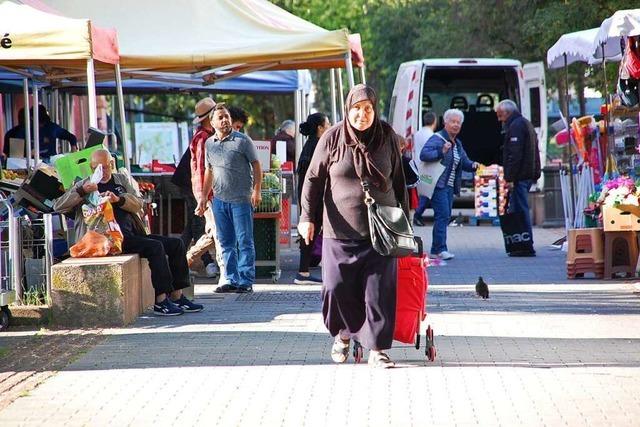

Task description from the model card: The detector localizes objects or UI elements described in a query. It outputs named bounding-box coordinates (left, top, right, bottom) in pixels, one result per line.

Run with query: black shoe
left=413, top=217, right=425, bottom=227
left=171, top=295, right=204, bottom=313
left=236, top=286, right=253, bottom=293
left=215, top=284, right=239, bottom=293
left=153, top=298, right=184, bottom=316
left=508, top=250, right=536, bottom=257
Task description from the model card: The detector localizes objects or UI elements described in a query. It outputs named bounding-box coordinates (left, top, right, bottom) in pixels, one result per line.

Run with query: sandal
left=368, top=351, right=395, bottom=369
left=331, top=337, right=350, bottom=363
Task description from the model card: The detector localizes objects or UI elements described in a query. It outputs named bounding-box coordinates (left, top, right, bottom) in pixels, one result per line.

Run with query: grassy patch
left=0, top=347, right=8, bottom=358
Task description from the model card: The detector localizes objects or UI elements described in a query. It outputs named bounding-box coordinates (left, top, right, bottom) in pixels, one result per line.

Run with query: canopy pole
left=32, top=85, right=40, bottom=166
left=360, top=65, right=367, bottom=85
left=86, top=59, right=98, bottom=127
left=601, top=43, right=612, bottom=157
left=22, top=78, right=32, bottom=170
left=294, top=89, right=303, bottom=166
left=115, top=64, right=132, bottom=173
left=337, top=69, right=345, bottom=118
left=345, top=54, right=355, bottom=89
left=564, top=53, right=576, bottom=224
left=330, top=69, right=338, bottom=124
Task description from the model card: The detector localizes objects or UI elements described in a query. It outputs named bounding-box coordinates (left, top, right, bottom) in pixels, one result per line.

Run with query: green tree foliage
left=274, top=0, right=636, bottom=115
left=136, top=0, right=635, bottom=138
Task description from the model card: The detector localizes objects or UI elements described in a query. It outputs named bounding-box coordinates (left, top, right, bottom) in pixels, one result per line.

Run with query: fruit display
left=1, top=169, right=27, bottom=184
left=256, top=169, right=283, bottom=213
left=270, top=154, right=281, bottom=170
left=262, top=172, right=281, bottom=191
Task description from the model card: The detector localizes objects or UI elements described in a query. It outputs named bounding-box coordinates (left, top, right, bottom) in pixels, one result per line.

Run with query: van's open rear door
left=389, top=63, right=423, bottom=152
left=523, top=62, right=547, bottom=178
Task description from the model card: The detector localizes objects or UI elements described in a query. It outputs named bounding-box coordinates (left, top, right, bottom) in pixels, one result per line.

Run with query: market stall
left=0, top=0, right=126, bottom=309
left=0, top=0, right=127, bottom=168
left=546, top=9, right=640, bottom=280
left=39, top=0, right=364, bottom=162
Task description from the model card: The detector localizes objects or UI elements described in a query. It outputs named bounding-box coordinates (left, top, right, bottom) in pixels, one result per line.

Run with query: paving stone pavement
left=1, top=226, right=640, bottom=426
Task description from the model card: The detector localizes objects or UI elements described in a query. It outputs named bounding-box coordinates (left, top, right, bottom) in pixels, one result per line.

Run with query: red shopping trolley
left=352, top=237, right=436, bottom=363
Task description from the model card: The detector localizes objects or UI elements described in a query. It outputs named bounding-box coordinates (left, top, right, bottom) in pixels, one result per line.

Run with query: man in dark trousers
left=495, top=99, right=541, bottom=257
left=54, top=149, right=204, bottom=316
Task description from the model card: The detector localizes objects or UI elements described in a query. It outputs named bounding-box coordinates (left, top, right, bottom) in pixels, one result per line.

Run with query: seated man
left=54, top=149, right=203, bottom=316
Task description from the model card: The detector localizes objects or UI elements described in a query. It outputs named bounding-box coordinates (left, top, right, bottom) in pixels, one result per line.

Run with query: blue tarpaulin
left=0, top=69, right=312, bottom=94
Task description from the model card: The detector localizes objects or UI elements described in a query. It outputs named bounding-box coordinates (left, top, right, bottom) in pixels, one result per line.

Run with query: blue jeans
left=415, top=196, right=430, bottom=218
left=430, top=186, right=454, bottom=255
left=213, top=198, right=255, bottom=287
left=508, top=180, right=534, bottom=246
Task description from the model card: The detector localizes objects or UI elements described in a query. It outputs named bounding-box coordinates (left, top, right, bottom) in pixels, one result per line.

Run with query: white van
left=389, top=58, right=547, bottom=198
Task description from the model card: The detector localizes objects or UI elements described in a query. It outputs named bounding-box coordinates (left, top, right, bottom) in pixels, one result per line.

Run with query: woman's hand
left=442, top=141, right=452, bottom=153
left=298, top=221, right=315, bottom=245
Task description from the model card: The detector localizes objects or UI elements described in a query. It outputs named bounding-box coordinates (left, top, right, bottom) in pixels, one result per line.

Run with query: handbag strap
left=360, top=180, right=375, bottom=207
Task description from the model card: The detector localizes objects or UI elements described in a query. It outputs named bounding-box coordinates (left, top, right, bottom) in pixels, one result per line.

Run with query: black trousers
left=181, top=193, right=213, bottom=266
left=321, top=238, right=397, bottom=350
left=122, top=234, right=190, bottom=297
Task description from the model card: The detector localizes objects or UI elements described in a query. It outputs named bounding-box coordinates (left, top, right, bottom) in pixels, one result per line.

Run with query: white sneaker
left=205, top=263, right=220, bottom=278
left=438, top=251, right=455, bottom=260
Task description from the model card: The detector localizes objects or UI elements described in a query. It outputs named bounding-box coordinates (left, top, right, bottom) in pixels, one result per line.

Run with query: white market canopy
left=594, top=8, right=640, bottom=59
left=39, top=0, right=362, bottom=82
left=547, top=29, right=606, bottom=69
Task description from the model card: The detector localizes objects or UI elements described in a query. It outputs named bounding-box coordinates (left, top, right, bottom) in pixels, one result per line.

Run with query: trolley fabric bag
left=393, top=237, right=428, bottom=344
left=498, top=206, right=534, bottom=254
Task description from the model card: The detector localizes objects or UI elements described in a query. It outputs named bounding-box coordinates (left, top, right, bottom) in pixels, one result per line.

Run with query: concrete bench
left=51, top=254, right=155, bottom=327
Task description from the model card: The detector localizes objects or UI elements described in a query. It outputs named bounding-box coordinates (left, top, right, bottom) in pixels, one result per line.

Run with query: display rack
left=469, top=165, right=507, bottom=226
left=254, top=169, right=283, bottom=282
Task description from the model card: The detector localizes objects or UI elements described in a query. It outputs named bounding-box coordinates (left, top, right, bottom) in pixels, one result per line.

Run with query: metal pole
left=359, top=65, right=367, bottom=85
left=337, top=69, right=345, bottom=119
left=32, top=85, right=40, bottom=165
left=345, top=53, right=355, bottom=89
left=601, top=43, right=611, bottom=156
left=86, top=58, right=98, bottom=127
left=22, top=78, right=32, bottom=169
left=43, top=213, right=53, bottom=301
left=294, top=89, right=303, bottom=166
left=329, top=69, right=338, bottom=124
left=564, top=54, right=576, bottom=224
left=115, top=64, right=132, bottom=173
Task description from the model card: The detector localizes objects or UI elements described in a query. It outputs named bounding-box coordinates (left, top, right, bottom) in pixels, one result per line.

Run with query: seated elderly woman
left=53, top=149, right=203, bottom=316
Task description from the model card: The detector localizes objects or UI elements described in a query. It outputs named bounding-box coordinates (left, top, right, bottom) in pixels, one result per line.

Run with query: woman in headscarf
left=298, top=84, right=408, bottom=368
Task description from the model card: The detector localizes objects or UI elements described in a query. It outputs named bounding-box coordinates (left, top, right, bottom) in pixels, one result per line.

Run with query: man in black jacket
left=496, top=100, right=541, bottom=257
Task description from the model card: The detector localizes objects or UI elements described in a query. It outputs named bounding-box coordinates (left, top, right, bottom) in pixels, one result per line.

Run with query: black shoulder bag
left=360, top=180, right=416, bottom=257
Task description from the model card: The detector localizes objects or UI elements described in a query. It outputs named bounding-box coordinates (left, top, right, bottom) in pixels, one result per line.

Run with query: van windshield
left=421, top=66, right=520, bottom=166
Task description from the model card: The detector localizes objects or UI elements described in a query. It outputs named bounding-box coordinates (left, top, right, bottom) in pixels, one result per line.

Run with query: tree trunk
left=557, top=74, right=567, bottom=119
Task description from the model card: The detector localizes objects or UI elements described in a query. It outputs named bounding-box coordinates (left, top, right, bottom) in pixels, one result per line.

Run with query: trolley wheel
left=353, top=341, right=363, bottom=364
left=272, top=270, right=281, bottom=283
left=425, top=325, right=436, bottom=362
left=0, top=306, right=10, bottom=332
left=427, top=346, right=436, bottom=362
left=415, top=331, right=421, bottom=350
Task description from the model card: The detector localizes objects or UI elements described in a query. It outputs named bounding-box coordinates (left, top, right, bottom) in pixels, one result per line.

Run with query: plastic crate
left=254, top=217, right=278, bottom=278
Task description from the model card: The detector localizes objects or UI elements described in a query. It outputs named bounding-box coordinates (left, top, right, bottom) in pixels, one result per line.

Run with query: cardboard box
left=602, top=204, right=640, bottom=231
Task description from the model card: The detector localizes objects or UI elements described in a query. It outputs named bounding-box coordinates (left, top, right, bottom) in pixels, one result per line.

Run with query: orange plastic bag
left=70, top=197, right=124, bottom=257
left=70, top=230, right=111, bottom=257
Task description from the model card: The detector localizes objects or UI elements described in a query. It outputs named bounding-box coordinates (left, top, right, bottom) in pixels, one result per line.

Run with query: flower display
left=596, top=176, right=640, bottom=207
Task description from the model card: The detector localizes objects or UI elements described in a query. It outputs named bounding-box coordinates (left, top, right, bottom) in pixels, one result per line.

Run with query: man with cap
left=185, top=98, right=227, bottom=282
